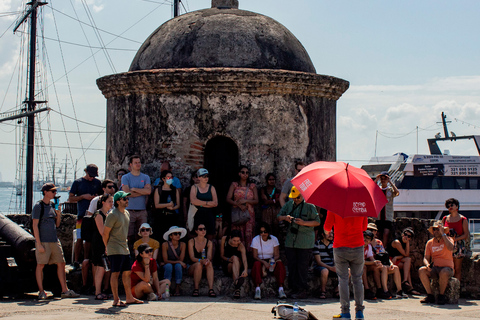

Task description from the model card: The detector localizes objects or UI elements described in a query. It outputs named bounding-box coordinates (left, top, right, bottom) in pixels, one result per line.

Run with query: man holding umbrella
left=291, top=161, right=388, bottom=319
left=277, top=186, right=320, bottom=299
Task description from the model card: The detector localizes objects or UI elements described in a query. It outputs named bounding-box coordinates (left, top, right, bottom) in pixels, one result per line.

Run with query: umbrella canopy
left=291, top=161, right=388, bottom=218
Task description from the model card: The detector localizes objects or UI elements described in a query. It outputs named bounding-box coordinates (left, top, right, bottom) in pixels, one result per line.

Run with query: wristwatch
left=442, top=233, right=447, bottom=237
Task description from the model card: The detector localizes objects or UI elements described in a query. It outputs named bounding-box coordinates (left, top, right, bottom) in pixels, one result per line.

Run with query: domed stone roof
left=129, top=5, right=316, bottom=73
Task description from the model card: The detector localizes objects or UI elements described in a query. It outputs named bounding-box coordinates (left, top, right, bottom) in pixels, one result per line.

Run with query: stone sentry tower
left=97, top=0, right=349, bottom=204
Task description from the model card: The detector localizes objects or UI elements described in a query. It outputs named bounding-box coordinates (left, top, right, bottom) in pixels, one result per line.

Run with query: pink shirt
left=324, top=211, right=368, bottom=248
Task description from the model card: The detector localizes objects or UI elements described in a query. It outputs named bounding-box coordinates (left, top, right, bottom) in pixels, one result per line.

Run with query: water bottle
left=101, top=254, right=110, bottom=272
left=201, top=249, right=206, bottom=260
left=292, top=302, right=299, bottom=320
left=165, top=284, right=170, bottom=300
left=269, top=258, right=275, bottom=272
left=54, top=196, right=60, bottom=210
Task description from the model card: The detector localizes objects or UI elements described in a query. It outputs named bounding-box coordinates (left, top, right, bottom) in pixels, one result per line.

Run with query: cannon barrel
left=0, top=213, right=36, bottom=265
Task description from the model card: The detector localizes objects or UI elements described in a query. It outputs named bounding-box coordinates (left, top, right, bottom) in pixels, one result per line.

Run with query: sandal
left=234, top=277, right=245, bottom=289
left=233, top=289, right=241, bottom=299
left=319, top=291, right=327, bottom=299
left=192, top=289, right=199, bottom=297
left=208, top=289, right=216, bottom=297
left=402, top=281, right=420, bottom=295
left=95, top=293, right=108, bottom=300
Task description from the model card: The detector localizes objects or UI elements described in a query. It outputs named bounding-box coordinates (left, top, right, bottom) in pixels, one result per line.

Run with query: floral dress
left=231, top=182, right=256, bottom=251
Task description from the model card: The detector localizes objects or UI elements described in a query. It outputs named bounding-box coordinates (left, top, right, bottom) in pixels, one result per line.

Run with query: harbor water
left=0, top=186, right=70, bottom=214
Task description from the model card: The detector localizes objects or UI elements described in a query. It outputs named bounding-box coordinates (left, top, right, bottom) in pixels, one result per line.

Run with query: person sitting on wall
left=220, top=229, right=249, bottom=299
left=418, top=221, right=454, bottom=305
left=362, top=230, right=383, bottom=300
left=134, top=223, right=161, bottom=262
left=161, top=226, right=187, bottom=296
left=313, top=229, right=337, bottom=299
left=131, top=243, right=170, bottom=301
left=387, top=226, right=420, bottom=295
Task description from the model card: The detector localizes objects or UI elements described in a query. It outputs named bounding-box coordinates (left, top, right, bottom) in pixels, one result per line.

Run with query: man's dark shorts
left=108, top=254, right=132, bottom=273
left=376, top=220, right=393, bottom=233
left=430, top=266, right=454, bottom=279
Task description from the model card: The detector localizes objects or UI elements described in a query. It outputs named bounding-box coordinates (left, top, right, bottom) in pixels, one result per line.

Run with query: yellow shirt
left=133, top=238, right=160, bottom=252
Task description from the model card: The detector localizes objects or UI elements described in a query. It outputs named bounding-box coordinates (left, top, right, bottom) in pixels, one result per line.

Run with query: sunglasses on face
left=49, top=190, right=57, bottom=193
left=403, top=233, right=412, bottom=238
left=121, top=197, right=129, bottom=201
left=106, top=185, right=115, bottom=189
left=260, top=230, right=268, bottom=234
left=197, top=227, right=206, bottom=231
left=240, top=171, right=249, bottom=174
left=200, top=175, right=209, bottom=178
left=141, top=228, right=151, bottom=232
left=446, top=204, right=455, bottom=208
left=432, top=227, right=439, bottom=231
left=216, top=215, right=223, bottom=218
left=143, top=249, right=153, bottom=254
left=172, top=232, right=181, bottom=236
left=295, top=195, right=302, bottom=200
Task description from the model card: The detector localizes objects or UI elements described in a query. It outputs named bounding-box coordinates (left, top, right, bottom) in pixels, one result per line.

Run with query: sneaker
left=38, top=291, right=48, bottom=300
left=364, top=289, right=377, bottom=300
left=377, top=290, right=392, bottom=300
left=437, top=294, right=447, bottom=305
left=61, top=289, right=80, bottom=299
left=147, top=292, right=158, bottom=301
left=395, top=290, right=408, bottom=299
left=254, top=287, right=261, bottom=300
left=420, top=294, right=435, bottom=304
left=333, top=313, right=351, bottom=319
left=278, top=287, right=287, bottom=299
left=355, top=310, right=364, bottom=320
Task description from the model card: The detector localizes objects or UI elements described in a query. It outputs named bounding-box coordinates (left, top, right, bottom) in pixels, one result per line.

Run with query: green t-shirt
left=104, top=207, right=130, bottom=256
left=278, top=200, right=319, bottom=249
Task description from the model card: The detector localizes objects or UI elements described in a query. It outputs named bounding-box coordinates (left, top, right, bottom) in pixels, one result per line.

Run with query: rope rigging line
left=0, top=141, right=105, bottom=151
left=0, top=120, right=105, bottom=133
left=453, top=118, right=480, bottom=130
left=49, top=109, right=105, bottom=128
left=49, top=6, right=88, bottom=166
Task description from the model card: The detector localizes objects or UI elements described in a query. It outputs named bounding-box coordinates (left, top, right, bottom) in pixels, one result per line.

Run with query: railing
left=469, top=218, right=480, bottom=252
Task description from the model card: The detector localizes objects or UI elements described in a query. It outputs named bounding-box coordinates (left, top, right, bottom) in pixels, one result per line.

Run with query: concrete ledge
left=431, top=277, right=460, bottom=304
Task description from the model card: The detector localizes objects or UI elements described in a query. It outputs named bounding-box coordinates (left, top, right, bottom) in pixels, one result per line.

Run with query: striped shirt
left=313, top=239, right=334, bottom=266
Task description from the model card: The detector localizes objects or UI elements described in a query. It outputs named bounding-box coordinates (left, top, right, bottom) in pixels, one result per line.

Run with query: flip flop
left=126, top=299, right=144, bottom=305
left=112, top=301, right=127, bottom=307
left=95, top=293, right=108, bottom=300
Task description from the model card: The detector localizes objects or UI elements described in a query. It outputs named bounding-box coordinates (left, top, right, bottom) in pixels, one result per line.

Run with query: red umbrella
left=291, top=161, right=387, bottom=218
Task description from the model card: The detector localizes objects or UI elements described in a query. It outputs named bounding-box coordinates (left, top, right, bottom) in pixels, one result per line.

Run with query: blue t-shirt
left=70, top=177, right=102, bottom=218
left=121, top=172, right=151, bottom=210
left=32, top=201, right=58, bottom=242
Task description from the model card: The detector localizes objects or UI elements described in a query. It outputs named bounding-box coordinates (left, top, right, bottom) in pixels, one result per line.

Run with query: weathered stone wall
left=97, top=68, right=347, bottom=186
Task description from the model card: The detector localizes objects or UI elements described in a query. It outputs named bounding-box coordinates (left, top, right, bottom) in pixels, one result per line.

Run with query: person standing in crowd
left=442, top=198, right=469, bottom=281
left=279, top=161, right=306, bottom=207
left=259, top=173, right=281, bottom=237
left=313, top=229, right=337, bottom=299
left=80, top=178, right=116, bottom=294
left=250, top=222, right=286, bottom=300
left=277, top=186, right=320, bottom=299
left=121, top=155, right=151, bottom=255
left=220, top=230, right=249, bottom=299
left=69, top=164, right=102, bottom=271
left=190, top=168, right=218, bottom=240
left=226, top=165, right=258, bottom=250
left=162, top=226, right=187, bottom=296
left=188, top=223, right=216, bottom=297
left=183, top=170, right=199, bottom=226
left=134, top=223, right=161, bottom=261
left=116, top=168, right=128, bottom=190
left=324, top=210, right=367, bottom=320
left=91, top=193, right=113, bottom=300
left=160, top=161, right=182, bottom=189
left=374, top=171, right=399, bottom=246
left=33, top=183, right=79, bottom=300
left=419, top=221, right=454, bottom=305
left=388, top=227, right=420, bottom=295
left=153, top=170, right=181, bottom=237
left=131, top=243, right=170, bottom=301
left=103, top=191, right=143, bottom=307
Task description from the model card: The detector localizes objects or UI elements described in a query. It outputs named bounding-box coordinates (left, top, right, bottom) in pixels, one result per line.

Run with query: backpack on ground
left=271, top=303, right=318, bottom=320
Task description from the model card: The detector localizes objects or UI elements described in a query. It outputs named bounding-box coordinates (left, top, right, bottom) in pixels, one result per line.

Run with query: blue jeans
left=333, top=246, right=365, bottom=314
left=164, top=263, right=183, bottom=284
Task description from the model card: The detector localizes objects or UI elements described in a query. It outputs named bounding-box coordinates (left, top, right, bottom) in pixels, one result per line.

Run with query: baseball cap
left=41, top=183, right=58, bottom=192
left=113, top=191, right=131, bottom=202
left=289, top=186, right=301, bottom=198
left=85, top=164, right=99, bottom=177
left=197, top=168, right=209, bottom=177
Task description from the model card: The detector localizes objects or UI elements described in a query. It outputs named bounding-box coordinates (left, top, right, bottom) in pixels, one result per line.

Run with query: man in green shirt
left=278, top=186, right=320, bottom=299
left=103, top=191, right=143, bottom=307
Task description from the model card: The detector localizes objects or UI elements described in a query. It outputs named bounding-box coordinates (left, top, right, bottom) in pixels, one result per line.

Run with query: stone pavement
left=0, top=294, right=479, bottom=320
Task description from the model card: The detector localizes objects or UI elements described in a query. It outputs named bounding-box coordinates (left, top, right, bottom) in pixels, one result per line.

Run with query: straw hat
left=163, top=226, right=187, bottom=241
left=428, top=220, right=450, bottom=235
left=367, top=223, right=378, bottom=231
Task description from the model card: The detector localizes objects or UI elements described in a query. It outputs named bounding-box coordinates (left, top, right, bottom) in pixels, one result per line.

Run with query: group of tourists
left=31, top=158, right=470, bottom=319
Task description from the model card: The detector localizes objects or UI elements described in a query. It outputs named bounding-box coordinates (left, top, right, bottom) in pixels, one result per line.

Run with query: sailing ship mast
left=0, top=1, right=50, bottom=214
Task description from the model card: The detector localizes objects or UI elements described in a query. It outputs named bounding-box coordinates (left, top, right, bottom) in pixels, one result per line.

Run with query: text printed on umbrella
left=352, top=202, right=367, bottom=213
left=299, top=179, right=313, bottom=191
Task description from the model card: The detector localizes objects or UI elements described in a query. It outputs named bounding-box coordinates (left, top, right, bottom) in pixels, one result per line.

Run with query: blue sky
left=1, top=0, right=480, bottom=183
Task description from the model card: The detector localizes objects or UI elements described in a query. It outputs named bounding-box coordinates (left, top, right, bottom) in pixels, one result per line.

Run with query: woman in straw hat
left=161, top=226, right=187, bottom=296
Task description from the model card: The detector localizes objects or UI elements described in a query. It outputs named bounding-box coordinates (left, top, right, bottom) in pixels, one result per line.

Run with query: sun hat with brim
left=163, top=226, right=187, bottom=241
left=137, top=243, right=153, bottom=255
left=428, top=221, right=450, bottom=235
left=367, top=223, right=378, bottom=231
left=113, top=191, right=131, bottom=203
left=138, top=223, right=153, bottom=236
left=289, top=186, right=301, bottom=198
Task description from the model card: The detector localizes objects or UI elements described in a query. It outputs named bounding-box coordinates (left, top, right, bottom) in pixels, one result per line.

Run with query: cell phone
left=54, top=196, right=60, bottom=210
